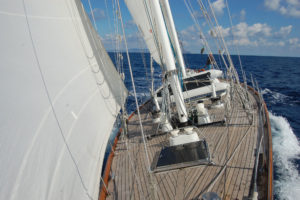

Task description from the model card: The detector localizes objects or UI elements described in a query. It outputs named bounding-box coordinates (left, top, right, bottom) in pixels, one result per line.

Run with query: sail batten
left=0, top=0, right=127, bottom=199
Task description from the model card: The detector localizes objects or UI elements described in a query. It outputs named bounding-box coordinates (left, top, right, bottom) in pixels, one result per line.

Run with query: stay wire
left=116, top=0, right=152, bottom=172
left=225, top=0, right=245, bottom=81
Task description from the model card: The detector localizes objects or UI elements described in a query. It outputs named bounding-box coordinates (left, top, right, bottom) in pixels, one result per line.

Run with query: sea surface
left=109, top=52, right=300, bottom=200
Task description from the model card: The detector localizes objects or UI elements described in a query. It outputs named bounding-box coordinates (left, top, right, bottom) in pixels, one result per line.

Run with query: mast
left=160, top=0, right=187, bottom=77
left=151, top=0, right=188, bottom=123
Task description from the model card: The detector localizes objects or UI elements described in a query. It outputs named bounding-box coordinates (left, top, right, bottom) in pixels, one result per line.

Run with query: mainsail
left=0, top=0, right=127, bottom=199
left=125, top=0, right=163, bottom=66
left=125, top=0, right=186, bottom=77
left=126, top=0, right=188, bottom=123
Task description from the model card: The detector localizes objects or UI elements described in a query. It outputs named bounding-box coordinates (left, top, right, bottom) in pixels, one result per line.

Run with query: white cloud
left=278, top=41, right=285, bottom=46
left=279, top=6, right=288, bottom=14
left=232, top=22, right=248, bottom=38
left=89, top=8, right=105, bottom=20
left=205, top=22, right=296, bottom=48
left=240, top=9, right=246, bottom=21
left=230, top=22, right=272, bottom=38
left=180, top=25, right=200, bottom=41
left=289, top=6, right=300, bottom=16
left=212, top=0, right=225, bottom=15
left=179, top=25, right=204, bottom=50
left=265, top=0, right=281, bottom=10
left=265, top=0, right=300, bottom=17
left=287, top=0, right=300, bottom=6
left=219, top=26, right=230, bottom=37
left=125, top=20, right=136, bottom=29
left=209, top=26, right=230, bottom=38
left=100, top=31, right=148, bottom=51
left=231, top=37, right=256, bottom=46
left=247, top=23, right=272, bottom=37
left=274, top=25, right=293, bottom=38
left=289, top=37, right=299, bottom=44
left=192, top=11, right=204, bottom=19
left=288, top=38, right=300, bottom=47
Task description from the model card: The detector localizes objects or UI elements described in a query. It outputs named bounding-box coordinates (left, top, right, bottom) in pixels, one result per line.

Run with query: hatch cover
left=152, top=140, right=210, bottom=172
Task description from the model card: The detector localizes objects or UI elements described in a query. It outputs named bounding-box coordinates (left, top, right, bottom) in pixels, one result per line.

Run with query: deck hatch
left=153, top=140, right=210, bottom=172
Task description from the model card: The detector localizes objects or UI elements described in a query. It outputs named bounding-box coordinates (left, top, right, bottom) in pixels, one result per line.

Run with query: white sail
left=126, top=0, right=188, bottom=123
left=125, top=0, right=163, bottom=65
left=0, top=0, right=127, bottom=199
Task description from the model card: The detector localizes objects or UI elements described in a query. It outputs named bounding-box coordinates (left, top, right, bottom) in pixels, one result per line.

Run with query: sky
left=82, top=0, right=300, bottom=57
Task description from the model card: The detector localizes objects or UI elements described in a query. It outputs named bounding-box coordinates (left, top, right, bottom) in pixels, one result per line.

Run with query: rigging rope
left=225, top=0, right=244, bottom=81
left=184, top=0, right=218, bottom=69
left=116, top=0, right=152, bottom=172
left=87, top=0, right=97, bottom=31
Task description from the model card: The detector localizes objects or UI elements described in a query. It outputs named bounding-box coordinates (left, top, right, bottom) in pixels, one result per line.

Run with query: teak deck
left=105, top=88, right=267, bottom=200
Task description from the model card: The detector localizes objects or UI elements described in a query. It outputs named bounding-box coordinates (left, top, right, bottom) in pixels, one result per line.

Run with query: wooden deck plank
left=222, top=111, right=249, bottom=198
left=174, top=169, right=185, bottom=200
left=236, top=116, right=256, bottom=199
left=209, top=108, right=244, bottom=197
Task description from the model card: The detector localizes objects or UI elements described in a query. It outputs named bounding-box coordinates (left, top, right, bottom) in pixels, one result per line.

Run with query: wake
left=270, top=113, right=300, bottom=200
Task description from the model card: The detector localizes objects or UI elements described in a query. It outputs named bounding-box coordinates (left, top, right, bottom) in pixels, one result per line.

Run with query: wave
left=270, top=113, right=300, bottom=200
left=261, top=88, right=289, bottom=104
left=129, top=92, right=151, bottom=99
left=261, top=88, right=300, bottom=106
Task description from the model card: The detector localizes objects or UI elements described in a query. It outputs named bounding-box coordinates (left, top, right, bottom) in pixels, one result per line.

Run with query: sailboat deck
left=106, top=89, right=260, bottom=200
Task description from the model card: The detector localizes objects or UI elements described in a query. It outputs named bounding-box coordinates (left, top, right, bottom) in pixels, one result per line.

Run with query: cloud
left=212, top=0, right=225, bottom=15
left=247, top=23, right=272, bottom=37
left=205, top=22, right=297, bottom=48
left=179, top=25, right=203, bottom=50
left=265, top=0, right=281, bottom=10
left=100, top=31, right=148, bottom=51
left=289, top=37, right=299, bottom=44
left=209, top=26, right=230, bottom=38
left=231, top=37, right=255, bottom=46
left=278, top=41, right=285, bottom=46
left=192, top=11, right=204, bottom=19
left=89, top=8, right=105, bottom=20
left=230, top=22, right=272, bottom=39
left=274, top=25, right=293, bottom=38
left=240, top=9, right=246, bottom=21
left=180, top=25, right=201, bottom=41
left=125, top=20, right=136, bottom=29
left=288, top=37, right=300, bottom=47
left=264, top=0, right=300, bottom=17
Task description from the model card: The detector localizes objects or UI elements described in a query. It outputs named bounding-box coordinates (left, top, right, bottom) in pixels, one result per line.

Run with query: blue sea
left=109, top=53, right=300, bottom=200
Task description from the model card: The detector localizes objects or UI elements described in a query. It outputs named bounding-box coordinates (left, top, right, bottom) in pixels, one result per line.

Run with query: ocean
left=109, top=52, right=300, bottom=200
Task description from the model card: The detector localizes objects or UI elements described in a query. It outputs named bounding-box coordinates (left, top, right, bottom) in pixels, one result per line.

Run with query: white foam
left=261, top=88, right=289, bottom=104
left=128, top=90, right=150, bottom=99
left=270, top=113, right=300, bottom=199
